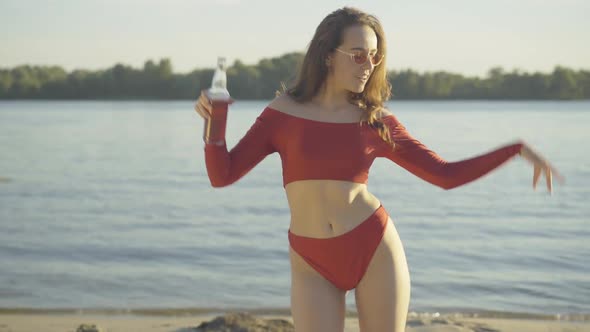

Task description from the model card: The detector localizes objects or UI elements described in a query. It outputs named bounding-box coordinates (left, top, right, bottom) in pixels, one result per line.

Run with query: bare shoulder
left=376, top=106, right=394, bottom=119
left=267, top=93, right=296, bottom=111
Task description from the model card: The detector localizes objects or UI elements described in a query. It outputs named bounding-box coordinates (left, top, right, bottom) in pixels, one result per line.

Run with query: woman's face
left=328, top=24, right=380, bottom=93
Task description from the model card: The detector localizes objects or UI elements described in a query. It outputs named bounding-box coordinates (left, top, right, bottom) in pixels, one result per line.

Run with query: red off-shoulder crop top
left=204, top=107, right=523, bottom=189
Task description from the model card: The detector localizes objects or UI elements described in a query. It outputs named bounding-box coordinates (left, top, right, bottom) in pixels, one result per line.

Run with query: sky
left=1, top=0, right=589, bottom=77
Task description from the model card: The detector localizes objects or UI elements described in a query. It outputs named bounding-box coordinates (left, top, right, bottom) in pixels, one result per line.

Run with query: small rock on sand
left=76, top=324, right=102, bottom=332
left=194, top=312, right=294, bottom=332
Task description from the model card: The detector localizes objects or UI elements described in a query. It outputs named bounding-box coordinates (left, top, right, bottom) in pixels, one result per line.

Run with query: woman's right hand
left=194, top=90, right=213, bottom=121
left=194, top=90, right=235, bottom=121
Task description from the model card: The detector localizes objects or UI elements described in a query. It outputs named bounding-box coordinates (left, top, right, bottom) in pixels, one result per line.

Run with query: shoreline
left=1, top=312, right=589, bottom=332
left=0, top=307, right=588, bottom=322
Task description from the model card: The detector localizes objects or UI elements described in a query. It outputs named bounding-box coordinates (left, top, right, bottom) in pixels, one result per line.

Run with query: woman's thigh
left=289, top=246, right=347, bottom=332
left=354, top=218, right=411, bottom=332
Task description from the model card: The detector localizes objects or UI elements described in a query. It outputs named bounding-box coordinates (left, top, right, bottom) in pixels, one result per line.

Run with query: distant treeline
left=1, top=52, right=588, bottom=100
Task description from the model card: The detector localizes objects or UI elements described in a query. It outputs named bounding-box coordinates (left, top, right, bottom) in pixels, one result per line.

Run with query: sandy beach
left=1, top=312, right=589, bottom=332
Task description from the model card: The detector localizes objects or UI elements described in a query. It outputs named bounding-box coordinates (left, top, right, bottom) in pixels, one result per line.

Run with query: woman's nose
left=362, top=59, right=375, bottom=70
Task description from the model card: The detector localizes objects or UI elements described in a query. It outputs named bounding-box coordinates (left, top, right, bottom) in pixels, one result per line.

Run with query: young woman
left=194, top=7, right=564, bottom=332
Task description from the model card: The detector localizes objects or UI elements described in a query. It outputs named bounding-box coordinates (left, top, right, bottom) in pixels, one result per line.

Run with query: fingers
left=548, top=163, right=566, bottom=185
left=545, top=167, right=553, bottom=194
left=541, top=161, right=565, bottom=194
left=195, top=90, right=234, bottom=119
left=533, top=165, right=541, bottom=191
left=194, top=101, right=210, bottom=120
left=199, top=96, right=212, bottom=116
left=522, top=145, right=565, bottom=193
left=194, top=90, right=213, bottom=120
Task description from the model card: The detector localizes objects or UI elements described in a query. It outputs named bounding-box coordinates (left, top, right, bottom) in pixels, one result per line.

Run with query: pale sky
left=1, top=0, right=588, bottom=76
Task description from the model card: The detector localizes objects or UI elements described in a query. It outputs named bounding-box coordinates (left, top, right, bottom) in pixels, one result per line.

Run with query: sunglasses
left=334, top=48, right=384, bottom=66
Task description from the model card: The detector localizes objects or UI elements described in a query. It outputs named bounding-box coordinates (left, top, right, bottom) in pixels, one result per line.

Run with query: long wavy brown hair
left=278, top=7, right=395, bottom=148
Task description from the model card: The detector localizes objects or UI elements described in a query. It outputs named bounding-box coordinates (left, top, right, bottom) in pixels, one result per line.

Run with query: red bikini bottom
left=287, top=205, right=389, bottom=291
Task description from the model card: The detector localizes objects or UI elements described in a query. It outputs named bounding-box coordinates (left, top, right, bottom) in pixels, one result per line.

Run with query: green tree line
left=1, top=53, right=588, bottom=100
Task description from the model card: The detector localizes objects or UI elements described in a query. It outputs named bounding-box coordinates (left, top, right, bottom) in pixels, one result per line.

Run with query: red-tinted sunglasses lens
left=353, top=54, right=368, bottom=64
left=353, top=53, right=383, bottom=65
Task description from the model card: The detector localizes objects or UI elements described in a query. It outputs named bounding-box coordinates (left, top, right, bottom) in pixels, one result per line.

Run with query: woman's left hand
left=519, top=142, right=565, bottom=194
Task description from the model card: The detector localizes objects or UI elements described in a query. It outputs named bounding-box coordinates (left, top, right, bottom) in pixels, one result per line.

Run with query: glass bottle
left=203, top=57, right=231, bottom=145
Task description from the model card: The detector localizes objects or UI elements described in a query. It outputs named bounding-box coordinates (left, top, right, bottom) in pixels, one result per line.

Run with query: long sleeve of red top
left=381, top=114, right=523, bottom=190
left=203, top=110, right=523, bottom=190
left=204, top=114, right=275, bottom=188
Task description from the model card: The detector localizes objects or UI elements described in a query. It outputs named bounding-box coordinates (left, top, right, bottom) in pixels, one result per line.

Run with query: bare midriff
left=268, top=95, right=385, bottom=238
left=285, top=179, right=382, bottom=238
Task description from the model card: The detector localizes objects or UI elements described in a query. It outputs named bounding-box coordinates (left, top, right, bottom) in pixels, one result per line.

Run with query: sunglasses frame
left=334, top=48, right=384, bottom=66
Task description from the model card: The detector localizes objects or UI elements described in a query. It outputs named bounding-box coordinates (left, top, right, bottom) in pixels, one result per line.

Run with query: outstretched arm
left=380, top=113, right=524, bottom=190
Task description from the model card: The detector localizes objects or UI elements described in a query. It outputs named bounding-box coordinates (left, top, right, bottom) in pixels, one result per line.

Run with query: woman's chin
left=352, top=85, right=366, bottom=93
left=346, top=83, right=367, bottom=94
